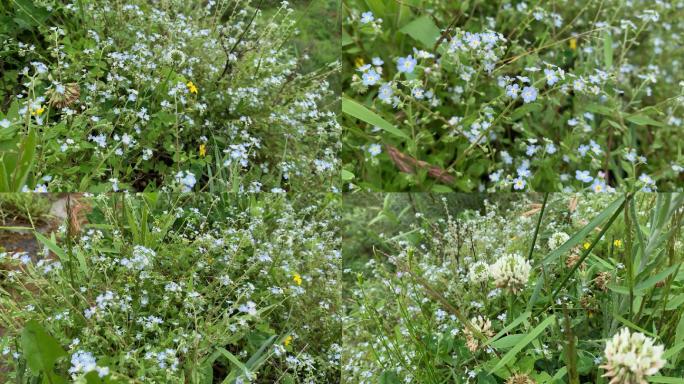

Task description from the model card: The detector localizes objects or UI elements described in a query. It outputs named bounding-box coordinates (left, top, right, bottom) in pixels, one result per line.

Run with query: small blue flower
left=505, top=84, right=520, bottom=99
left=378, top=83, right=393, bottom=103
left=360, top=11, right=374, bottom=24
left=362, top=69, right=380, bottom=86
left=397, top=55, right=417, bottom=74
left=513, top=177, right=526, bottom=190
left=521, top=86, right=538, bottom=103
left=368, top=143, right=382, bottom=157
left=575, top=170, right=593, bottom=183
left=578, top=144, right=590, bottom=157
left=372, top=57, right=384, bottom=66
left=591, top=179, right=607, bottom=193
left=546, top=143, right=557, bottom=154
left=489, top=170, right=503, bottom=182
left=544, top=68, right=559, bottom=86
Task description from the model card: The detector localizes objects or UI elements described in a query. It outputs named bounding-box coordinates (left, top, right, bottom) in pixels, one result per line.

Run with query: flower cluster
left=489, top=253, right=532, bottom=293
left=0, top=193, right=342, bottom=383
left=602, top=328, right=666, bottom=384
left=0, top=0, right=339, bottom=192
left=342, top=1, right=684, bottom=192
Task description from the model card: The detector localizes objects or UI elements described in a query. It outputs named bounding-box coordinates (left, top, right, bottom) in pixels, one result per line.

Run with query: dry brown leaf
left=385, top=145, right=454, bottom=184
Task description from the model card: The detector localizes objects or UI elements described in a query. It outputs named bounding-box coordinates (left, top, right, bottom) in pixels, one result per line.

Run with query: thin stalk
left=528, top=193, right=549, bottom=261
left=624, top=197, right=634, bottom=317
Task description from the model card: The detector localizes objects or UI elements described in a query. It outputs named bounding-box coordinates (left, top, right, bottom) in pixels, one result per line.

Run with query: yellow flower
left=199, top=143, right=207, bottom=157
left=569, top=38, right=577, bottom=50
left=293, top=273, right=302, bottom=286
left=583, top=242, right=591, bottom=250
left=186, top=81, right=198, bottom=94
left=613, top=239, right=622, bottom=247
left=283, top=335, right=293, bottom=347
left=32, top=107, right=45, bottom=116
left=354, top=57, right=365, bottom=68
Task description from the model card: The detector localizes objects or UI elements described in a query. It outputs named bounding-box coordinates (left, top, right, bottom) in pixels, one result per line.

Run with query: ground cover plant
left=341, top=0, right=684, bottom=192
left=0, top=192, right=341, bottom=383
left=0, top=0, right=340, bottom=193
left=343, top=192, right=684, bottom=383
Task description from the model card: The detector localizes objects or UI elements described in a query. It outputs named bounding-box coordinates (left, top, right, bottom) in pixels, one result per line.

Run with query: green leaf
left=663, top=341, right=684, bottom=360
left=13, top=126, right=37, bottom=191
left=603, top=32, right=613, bottom=68
left=648, top=377, right=684, bottom=384
left=399, top=15, right=441, bottom=47
left=34, top=232, right=68, bottom=263
left=634, top=264, right=679, bottom=293
left=20, top=320, right=67, bottom=374
left=217, top=347, right=249, bottom=383
left=551, top=366, right=567, bottom=381
left=379, top=371, right=401, bottom=384
left=612, top=313, right=657, bottom=337
left=510, top=103, right=543, bottom=121
left=342, top=97, right=410, bottom=140
left=485, top=311, right=531, bottom=347
left=476, top=372, right=498, bottom=384
left=341, top=169, right=355, bottom=181
left=490, top=334, right=525, bottom=349
left=666, top=294, right=684, bottom=310
left=489, top=315, right=555, bottom=374
left=585, top=103, right=613, bottom=116
left=625, top=114, right=666, bottom=127
left=244, top=335, right=277, bottom=371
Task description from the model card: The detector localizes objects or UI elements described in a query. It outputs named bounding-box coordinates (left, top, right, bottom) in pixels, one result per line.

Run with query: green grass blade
left=647, top=377, right=684, bottom=384
left=489, top=315, right=555, bottom=374
left=484, top=311, right=531, bottom=347
left=342, top=97, right=411, bottom=140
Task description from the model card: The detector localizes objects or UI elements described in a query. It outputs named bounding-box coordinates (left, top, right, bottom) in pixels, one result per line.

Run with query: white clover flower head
left=489, top=253, right=531, bottom=293
left=464, top=315, right=494, bottom=352
left=601, top=328, right=666, bottom=384
left=548, top=231, right=570, bottom=250
left=468, top=260, right=490, bottom=284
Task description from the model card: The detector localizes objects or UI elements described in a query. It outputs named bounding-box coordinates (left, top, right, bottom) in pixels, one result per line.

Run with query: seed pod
left=48, top=82, right=80, bottom=108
